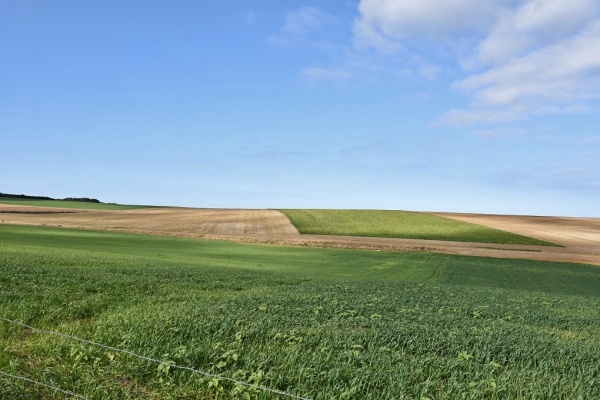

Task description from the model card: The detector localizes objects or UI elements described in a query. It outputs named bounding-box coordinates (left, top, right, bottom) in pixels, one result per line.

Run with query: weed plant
left=1, top=224, right=598, bottom=399
left=280, top=209, right=555, bottom=246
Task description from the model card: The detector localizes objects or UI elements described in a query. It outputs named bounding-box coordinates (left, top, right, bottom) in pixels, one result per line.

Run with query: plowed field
left=1, top=204, right=598, bottom=265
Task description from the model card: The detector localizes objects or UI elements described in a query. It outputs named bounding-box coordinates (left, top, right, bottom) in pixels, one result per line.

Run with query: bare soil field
left=0, top=205, right=298, bottom=236
left=1, top=204, right=598, bottom=265
left=430, top=212, right=600, bottom=249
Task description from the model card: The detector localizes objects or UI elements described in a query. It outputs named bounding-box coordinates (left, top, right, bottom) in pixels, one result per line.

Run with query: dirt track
left=1, top=204, right=598, bottom=266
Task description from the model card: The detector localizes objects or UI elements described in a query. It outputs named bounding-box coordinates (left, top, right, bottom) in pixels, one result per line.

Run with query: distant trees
left=0, top=193, right=101, bottom=203
left=63, top=197, right=100, bottom=203
left=0, top=193, right=53, bottom=200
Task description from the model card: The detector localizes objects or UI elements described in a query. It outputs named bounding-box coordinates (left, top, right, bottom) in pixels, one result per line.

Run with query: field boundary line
left=1, top=317, right=310, bottom=400
left=0, top=369, right=89, bottom=399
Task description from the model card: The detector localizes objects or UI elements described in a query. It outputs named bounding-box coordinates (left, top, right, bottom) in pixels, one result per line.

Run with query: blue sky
left=1, top=0, right=599, bottom=216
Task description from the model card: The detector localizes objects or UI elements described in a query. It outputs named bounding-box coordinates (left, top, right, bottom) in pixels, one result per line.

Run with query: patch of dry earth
left=430, top=212, right=600, bottom=256
left=0, top=205, right=299, bottom=236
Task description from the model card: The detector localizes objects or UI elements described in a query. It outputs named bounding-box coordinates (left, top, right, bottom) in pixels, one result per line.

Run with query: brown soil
left=1, top=204, right=598, bottom=266
left=0, top=205, right=299, bottom=236
left=429, top=212, right=600, bottom=250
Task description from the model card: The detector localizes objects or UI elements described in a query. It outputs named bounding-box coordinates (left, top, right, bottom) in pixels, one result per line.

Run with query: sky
left=1, top=0, right=599, bottom=217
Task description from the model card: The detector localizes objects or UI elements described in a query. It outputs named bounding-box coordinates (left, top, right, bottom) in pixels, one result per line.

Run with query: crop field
left=0, top=198, right=150, bottom=210
left=1, top=224, right=599, bottom=399
left=280, top=209, right=555, bottom=246
left=1, top=205, right=598, bottom=265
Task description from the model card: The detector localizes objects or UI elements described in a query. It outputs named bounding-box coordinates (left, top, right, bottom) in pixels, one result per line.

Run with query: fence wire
left=1, top=317, right=310, bottom=400
left=0, top=369, right=89, bottom=399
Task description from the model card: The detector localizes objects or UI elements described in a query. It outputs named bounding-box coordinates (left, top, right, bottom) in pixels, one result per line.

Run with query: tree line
left=0, top=193, right=101, bottom=203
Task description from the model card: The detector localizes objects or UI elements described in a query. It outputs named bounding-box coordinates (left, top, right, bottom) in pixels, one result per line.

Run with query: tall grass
left=280, top=209, right=556, bottom=246
left=1, top=224, right=598, bottom=399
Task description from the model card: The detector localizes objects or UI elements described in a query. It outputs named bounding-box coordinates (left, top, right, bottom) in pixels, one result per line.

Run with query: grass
left=1, top=224, right=599, bottom=399
left=280, top=209, right=556, bottom=246
left=0, top=198, right=152, bottom=210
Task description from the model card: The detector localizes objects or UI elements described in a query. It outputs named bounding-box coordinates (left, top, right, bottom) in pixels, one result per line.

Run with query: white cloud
left=354, top=0, right=503, bottom=52
left=283, top=7, right=324, bottom=35
left=299, top=55, right=418, bottom=83
left=267, top=7, right=327, bottom=46
left=354, top=0, right=600, bottom=123
left=447, top=22, right=600, bottom=123
left=474, top=0, right=599, bottom=66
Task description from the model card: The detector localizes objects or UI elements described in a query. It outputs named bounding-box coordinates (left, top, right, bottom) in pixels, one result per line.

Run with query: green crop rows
left=280, top=209, right=556, bottom=246
left=0, top=198, right=151, bottom=210
left=1, top=224, right=598, bottom=399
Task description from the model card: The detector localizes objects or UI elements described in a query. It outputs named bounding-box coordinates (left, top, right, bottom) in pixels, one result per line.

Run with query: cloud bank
left=355, top=0, right=600, bottom=123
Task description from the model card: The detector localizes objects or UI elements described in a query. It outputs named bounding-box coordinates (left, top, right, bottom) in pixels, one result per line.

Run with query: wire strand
left=0, top=369, right=89, bottom=399
left=1, top=317, right=310, bottom=400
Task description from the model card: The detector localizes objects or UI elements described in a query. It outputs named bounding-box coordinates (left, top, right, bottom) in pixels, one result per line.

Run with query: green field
left=1, top=224, right=598, bottom=399
left=0, top=198, right=152, bottom=210
left=280, top=209, right=555, bottom=246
